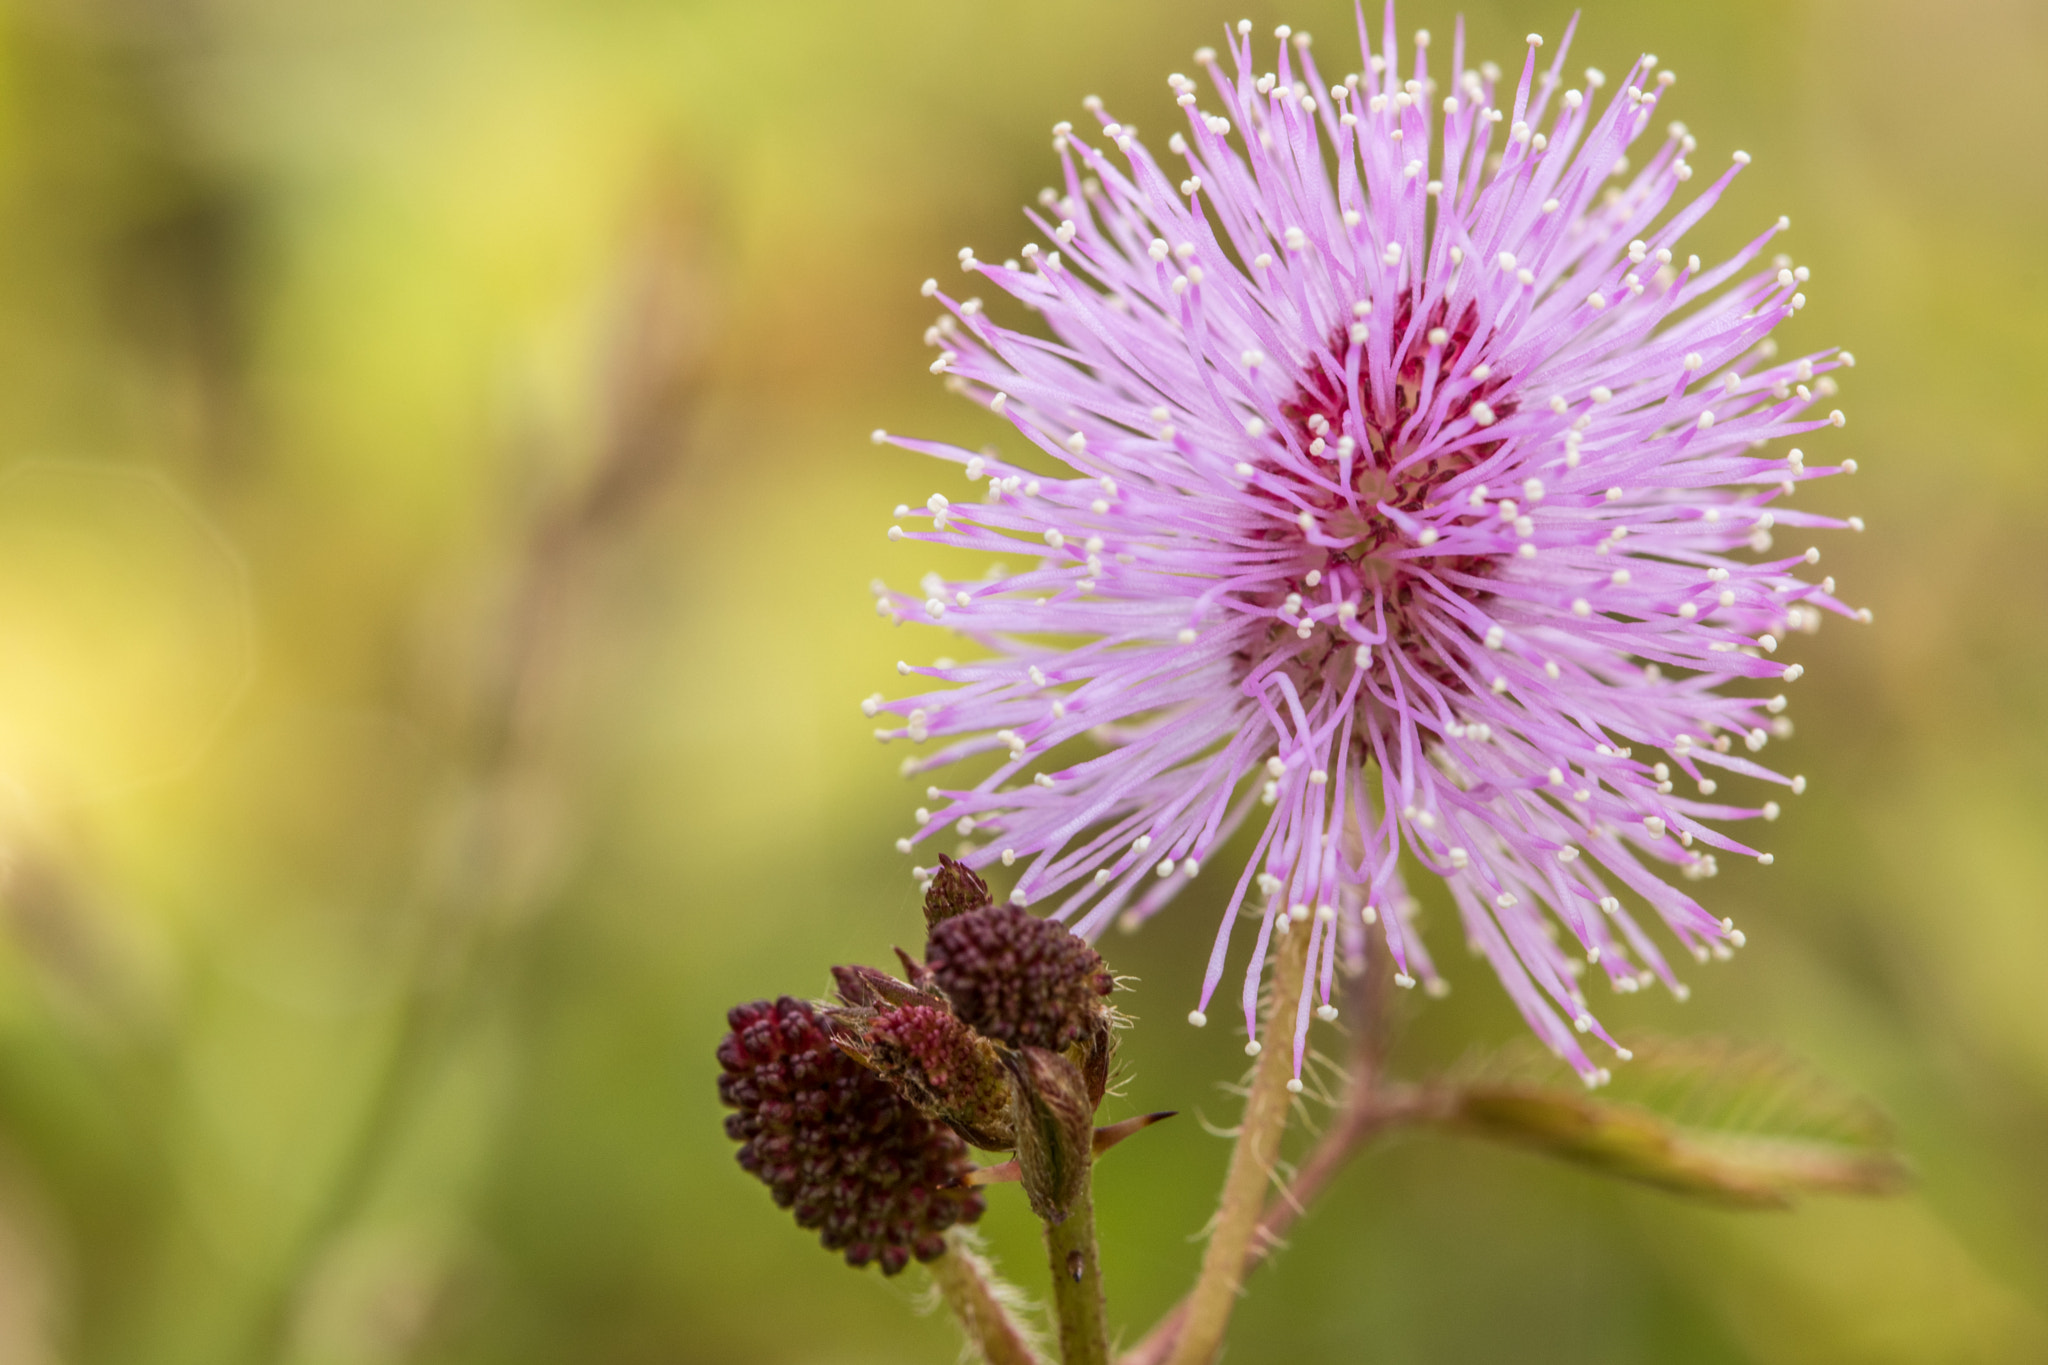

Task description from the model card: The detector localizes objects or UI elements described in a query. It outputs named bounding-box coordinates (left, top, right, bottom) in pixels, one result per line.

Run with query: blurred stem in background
left=228, top=186, right=719, bottom=1365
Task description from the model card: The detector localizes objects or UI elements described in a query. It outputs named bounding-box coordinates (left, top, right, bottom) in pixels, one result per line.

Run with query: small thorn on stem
left=956, top=1111, right=1177, bottom=1187
left=957, top=1159, right=1022, bottom=1188
left=1094, top=1110, right=1178, bottom=1155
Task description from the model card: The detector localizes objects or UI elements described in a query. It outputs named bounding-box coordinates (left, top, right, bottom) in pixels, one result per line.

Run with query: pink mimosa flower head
left=867, top=8, right=1861, bottom=1085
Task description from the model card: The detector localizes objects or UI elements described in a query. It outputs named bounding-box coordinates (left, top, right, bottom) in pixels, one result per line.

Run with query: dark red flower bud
left=830, top=963, right=933, bottom=1011
left=922, top=855, right=993, bottom=928
left=926, top=904, right=1115, bottom=1051
left=717, top=996, right=983, bottom=1272
left=863, top=1003, right=1017, bottom=1150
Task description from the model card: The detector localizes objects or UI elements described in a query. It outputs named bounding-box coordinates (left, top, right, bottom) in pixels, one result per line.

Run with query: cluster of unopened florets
left=718, top=862, right=1121, bottom=1265
left=870, top=1004, right=1013, bottom=1119
left=831, top=957, right=1022, bottom=1152
left=929, top=900, right=1117, bottom=1051
left=717, top=996, right=983, bottom=1273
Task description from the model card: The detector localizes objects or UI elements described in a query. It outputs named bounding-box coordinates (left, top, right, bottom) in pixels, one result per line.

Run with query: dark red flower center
left=1235, top=299, right=1514, bottom=699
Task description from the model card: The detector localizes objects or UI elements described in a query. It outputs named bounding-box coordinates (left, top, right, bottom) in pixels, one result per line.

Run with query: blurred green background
left=0, top=0, right=2041, bottom=1361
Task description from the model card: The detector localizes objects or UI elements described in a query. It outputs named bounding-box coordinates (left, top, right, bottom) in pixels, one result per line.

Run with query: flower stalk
left=1043, top=1181, right=1111, bottom=1365
left=1005, top=1042, right=1113, bottom=1364
left=928, top=1232, right=1044, bottom=1365
left=1166, top=916, right=1313, bottom=1365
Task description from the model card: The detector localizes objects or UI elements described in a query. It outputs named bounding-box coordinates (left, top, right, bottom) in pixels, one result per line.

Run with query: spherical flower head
left=870, top=13, right=1861, bottom=1083
left=927, top=904, right=1116, bottom=1052
left=717, top=996, right=984, bottom=1272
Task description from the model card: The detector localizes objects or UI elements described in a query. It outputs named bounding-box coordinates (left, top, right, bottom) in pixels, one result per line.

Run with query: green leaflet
left=1432, top=1037, right=1911, bottom=1208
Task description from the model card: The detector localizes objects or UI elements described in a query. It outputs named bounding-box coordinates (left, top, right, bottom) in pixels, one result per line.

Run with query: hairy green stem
left=1044, top=1181, right=1111, bottom=1365
left=1117, top=1096, right=1417, bottom=1365
left=1127, top=948, right=1399, bottom=1365
left=1164, top=915, right=1312, bottom=1365
left=929, top=1232, right=1043, bottom=1365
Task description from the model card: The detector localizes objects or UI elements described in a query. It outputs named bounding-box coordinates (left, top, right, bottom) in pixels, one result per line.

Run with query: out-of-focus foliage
left=0, top=0, right=2040, bottom=1362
